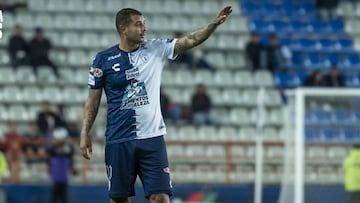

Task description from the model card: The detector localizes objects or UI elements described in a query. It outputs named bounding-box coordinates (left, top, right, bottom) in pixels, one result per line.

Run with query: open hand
left=214, top=6, right=232, bottom=25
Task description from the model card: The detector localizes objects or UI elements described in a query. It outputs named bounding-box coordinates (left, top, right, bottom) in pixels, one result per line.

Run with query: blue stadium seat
left=305, top=128, right=321, bottom=141
left=328, top=19, right=344, bottom=33
left=332, top=109, right=351, bottom=124
left=321, top=129, right=339, bottom=141
left=241, top=2, right=260, bottom=16
left=343, top=129, right=359, bottom=142
left=318, top=39, right=335, bottom=52
left=289, top=20, right=309, bottom=33
left=248, top=19, right=266, bottom=32
left=309, top=20, right=331, bottom=33
left=263, top=3, right=281, bottom=15
left=304, top=53, right=326, bottom=70
left=339, top=53, right=360, bottom=69
left=344, top=75, right=360, bottom=87
left=314, top=109, right=332, bottom=125
left=267, top=20, right=290, bottom=33
left=335, top=38, right=353, bottom=52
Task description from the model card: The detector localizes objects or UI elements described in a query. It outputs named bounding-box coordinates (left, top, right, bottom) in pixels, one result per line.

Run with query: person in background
left=303, top=70, right=325, bottom=87
left=47, top=129, right=76, bottom=203
left=8, top=24, right=29, bottom=68
left=264, top=33, right=292, bottom=72
left=343, top=144, right=360, bottom=203
left=191, top=84, right=215, bottom=126
left=323, top=66, right=345, bottom=87
left=2, top=122, right=22, bottom=183
left=0, top=149, right=9, bottom=183
left=36, top=101, right=66, bottom=138
left=245, top=32, right=264, bottom=72
left=160, top=89, right=182, bottom=123
left=29, top=27, right=60, bottom=78
left=23, top=122, right=47, bottom=163
left=316, top=0, right=339, bottom=20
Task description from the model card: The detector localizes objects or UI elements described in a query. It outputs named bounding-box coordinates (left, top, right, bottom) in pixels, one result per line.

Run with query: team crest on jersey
left=120, top=79, right=150, bottom=109
left=93, top=68, right=103, bottom=78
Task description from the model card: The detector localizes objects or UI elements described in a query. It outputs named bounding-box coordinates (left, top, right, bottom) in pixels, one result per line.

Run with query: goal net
left=278, top=88, right=360, bottom=203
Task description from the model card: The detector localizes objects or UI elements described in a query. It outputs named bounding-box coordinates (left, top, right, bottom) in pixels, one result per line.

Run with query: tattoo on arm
left=174, top=23, right=218, bottom=55
left=81, top=89, right=102, bottom=135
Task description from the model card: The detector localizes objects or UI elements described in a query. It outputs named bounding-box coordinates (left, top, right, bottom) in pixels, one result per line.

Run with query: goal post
left=279, top=88, right=360, bottom=203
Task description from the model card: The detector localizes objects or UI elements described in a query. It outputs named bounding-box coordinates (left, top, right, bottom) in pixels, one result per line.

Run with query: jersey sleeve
left=88, top=54, right=104, bottom=89
left=158, top=38, right=178, bottom=60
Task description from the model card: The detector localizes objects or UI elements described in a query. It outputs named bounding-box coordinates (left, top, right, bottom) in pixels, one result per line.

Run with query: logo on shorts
left=106, top=165, right=113, bottom=191
left=163, top=167, right=170, bottom=174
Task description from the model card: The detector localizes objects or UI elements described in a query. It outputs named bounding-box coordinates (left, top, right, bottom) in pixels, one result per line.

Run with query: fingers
left=80, top=144, right=92, bottom=160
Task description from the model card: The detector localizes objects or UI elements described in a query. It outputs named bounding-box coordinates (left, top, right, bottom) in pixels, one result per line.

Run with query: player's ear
left=120, top=24, right=127, bottom=34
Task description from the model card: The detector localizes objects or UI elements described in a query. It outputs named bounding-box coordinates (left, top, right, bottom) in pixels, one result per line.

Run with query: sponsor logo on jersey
left=125, top=67, right=139, bottom=80
left=107, top=53, right=121, bottom=61
left=93, top=68, right=103, bottom=78
left=120, top=79, right=149, bottom=109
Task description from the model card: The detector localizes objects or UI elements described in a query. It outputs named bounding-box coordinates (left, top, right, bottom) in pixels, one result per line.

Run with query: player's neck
left=119, top=38, right=140, bottom=52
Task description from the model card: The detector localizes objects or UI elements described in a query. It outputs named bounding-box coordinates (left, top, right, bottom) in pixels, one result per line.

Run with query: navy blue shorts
left=105, top=135, right=172, bottom=199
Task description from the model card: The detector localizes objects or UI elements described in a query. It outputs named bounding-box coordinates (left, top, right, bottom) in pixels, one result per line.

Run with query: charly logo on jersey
left=112, top=63, right=120, bottom=72
left=120, top=79, right=149, bottom=109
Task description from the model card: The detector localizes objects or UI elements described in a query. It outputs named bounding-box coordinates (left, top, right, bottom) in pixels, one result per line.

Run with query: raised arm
left=80, top=88, right=102, bottom=160
left=174, top=6, right=232, bottom=55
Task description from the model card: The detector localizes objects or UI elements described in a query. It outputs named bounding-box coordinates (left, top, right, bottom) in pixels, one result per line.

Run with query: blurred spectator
left=0, top=150, right=9, bottom=183
left=29, top=27, right=60, bottom=78
left=343, top=144, right=360, bottom=203
left=316, top=0, right=339, bottom=20
left=170, top=31, right=212, bottom=70
left=264, top=33, right=292, bottom=72
left=191, top=84, right=215, bottom=126
left=37, top=101, right=66, bottom=138
left=3, top=122, right=22, bottom=183
left=47, top=131, right=76, bottom=203
left=8, top=24, right=30, bottom=68
left=324, top=66, right=345, bottom=87
left=160, top=89, right=181, bottom=123
left=0, top=0, right=27, bottom=13
left=23, top=122, right=47, bottom=163
left=245, top=32, right=265, bottom=72
left=303, top=70, right=325, bottom=87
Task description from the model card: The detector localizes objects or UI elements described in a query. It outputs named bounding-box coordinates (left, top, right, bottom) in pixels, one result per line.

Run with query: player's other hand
left=214, top=6, right=232, bottom=25
left=80, top=134, right=92, bottom=160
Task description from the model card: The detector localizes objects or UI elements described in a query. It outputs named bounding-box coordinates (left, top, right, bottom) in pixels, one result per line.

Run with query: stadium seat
left=42, top=87, right=63, bottom=103
left=214, top=71, right=234, bottom=87
left=229, top=108, right=251, bottom=125
left=15, top=66, right=36, bottom=84
left=22, top=86, right=42, bottom=103
left=254, top=70, right=273, bottom=86
left=233, top=71, right=255, bottom=87
left=242, top=89, right=258, bottom=106
left=8, top=105, right=30, bottom=122
left=218, top=126, right=238, bottom=141
left=1, top=86, right=23, bottom=103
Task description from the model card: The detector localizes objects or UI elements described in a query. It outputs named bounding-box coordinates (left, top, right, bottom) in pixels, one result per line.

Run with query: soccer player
left=79, top=6, right=232, bottom=203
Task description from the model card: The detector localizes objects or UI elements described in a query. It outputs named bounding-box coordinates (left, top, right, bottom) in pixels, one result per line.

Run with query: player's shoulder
left=143, top=38, right=175, bottom=48
left=95, top=44, right=121, bottom=61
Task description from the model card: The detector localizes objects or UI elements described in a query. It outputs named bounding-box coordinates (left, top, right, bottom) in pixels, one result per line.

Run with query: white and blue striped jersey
left=88, top=39, right=177, bottom=144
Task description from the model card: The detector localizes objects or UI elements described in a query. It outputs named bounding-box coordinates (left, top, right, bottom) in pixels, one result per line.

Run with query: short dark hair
left=115, top=8, right=143, bottom=34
